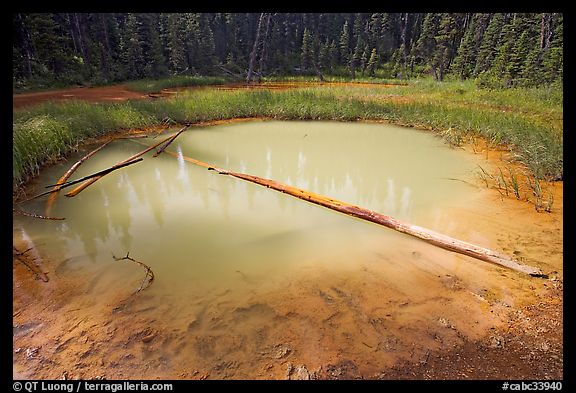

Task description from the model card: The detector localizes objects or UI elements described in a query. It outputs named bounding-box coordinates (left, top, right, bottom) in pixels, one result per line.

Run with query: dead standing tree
left=256, top=13, right=273, bottom=82
left=247, top=13, right=269, bottom=84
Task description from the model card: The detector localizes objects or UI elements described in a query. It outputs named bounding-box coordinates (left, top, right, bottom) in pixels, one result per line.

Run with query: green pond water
left=15, top=120, right=558, bottom=379
left=14, top=120, right=483, bottom=296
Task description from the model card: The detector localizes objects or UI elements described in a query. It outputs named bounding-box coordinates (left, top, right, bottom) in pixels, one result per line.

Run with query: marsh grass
left=13, top=79, right=563, bottom=199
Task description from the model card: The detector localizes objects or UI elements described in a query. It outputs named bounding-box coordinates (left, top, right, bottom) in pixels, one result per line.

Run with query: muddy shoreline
left=13, top=120, right=563, bottom=380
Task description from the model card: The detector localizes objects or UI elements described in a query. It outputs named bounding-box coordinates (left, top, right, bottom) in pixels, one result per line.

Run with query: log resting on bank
left=130, top=139, right=546, bottom=278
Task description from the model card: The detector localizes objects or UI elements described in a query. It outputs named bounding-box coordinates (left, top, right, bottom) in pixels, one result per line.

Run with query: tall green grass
left=13, top=81, right=563, bottom=190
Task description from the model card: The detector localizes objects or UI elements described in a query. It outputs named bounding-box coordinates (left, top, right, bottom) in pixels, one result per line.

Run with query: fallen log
left=65, top=133, right=176, bottom=197
left=130, top=138, right=545, bottom=278
left=225, top=172, right=546, bottom=277
left=45, top=139, right=114, bottom=215
left=17, top=158, right=143, bottom=203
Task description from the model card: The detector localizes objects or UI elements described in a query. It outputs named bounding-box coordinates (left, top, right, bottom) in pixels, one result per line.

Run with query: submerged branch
left=13, top=208, right=65, bottom=220
left=112, top=251, right=155, bottom=293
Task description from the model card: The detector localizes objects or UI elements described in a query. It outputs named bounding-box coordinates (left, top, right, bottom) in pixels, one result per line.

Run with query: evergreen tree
left=317, top=39, right=331, bottom=70
left=121, top=13, right=145, bottom=79
left=139, top=13, right=168, bottom=78
left=350, top=37, right=363, bottom=78
left=166, top=14, right=188, bottom=74
left=366, top=48, right=378, bottom=76
left=414, top=13, right=439, bottom=79
left=541, top=13, right=563, bottom=84
left=491, top=14, right=517, bottom=85
left=431, top=13, right=460, bottom=81
left=197, top=14, right=216, bottom=73
left=328, top=40, right=339, bottom=69
left=339, top=20, right=350, bottom=64
left=474, top=13, right=504, bottom=76
left=451, top=15, right=476, bottom=80
left=301, top=27, right=314, bottom=70
left=12, top=12, right=563, bottom=88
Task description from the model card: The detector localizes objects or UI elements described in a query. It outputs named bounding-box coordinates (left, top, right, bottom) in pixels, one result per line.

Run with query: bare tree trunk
left=247, top=13, right=265, bottom=84
left=100, top=13, right=112, bottom=77
left=314, top=63, right=325, bottom=82
left=17, top=13, right=35, bottom=78
left=540, top=13, right=553, bottom=49
left=401, top=13, right=409, bottom=66
left=74, top=13, right=91, bottom=71
left=257, top=13, right=272, bottom=82
left=66, top=13, right=79, bottom=53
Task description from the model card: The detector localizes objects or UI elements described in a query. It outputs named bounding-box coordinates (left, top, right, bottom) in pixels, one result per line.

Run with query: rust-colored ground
left=13, top=81, right=404, bottom=110
left=12, top=85, right=149, bottom=110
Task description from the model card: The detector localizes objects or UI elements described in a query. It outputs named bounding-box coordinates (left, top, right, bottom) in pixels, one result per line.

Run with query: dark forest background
left=13, top=13, right=563, bottom=89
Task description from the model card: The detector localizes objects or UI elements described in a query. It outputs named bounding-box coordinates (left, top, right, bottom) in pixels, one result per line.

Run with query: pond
left=13, top=120, right=550, bottom=379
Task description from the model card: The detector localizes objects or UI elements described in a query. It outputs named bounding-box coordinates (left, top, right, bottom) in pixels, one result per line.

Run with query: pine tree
left=451, top=15, right=476, bottom=80
left=139, top=13, right=168, bottom=78
left=27, top=13, right=74, bottom=78
left=339, top=20, right=350, bottom=64
left=11, top=12, right=563, bottom=87
left=350, top=37, right=363, bottom=78
left=491, top=14, right=517, bottom=85
left=414, top=13, right=439, bottom=79
left=317, top=39, right=331, bottom=70
left=541, top=13, right=563, bottom=84
left=328, top=39, right=339, bottom=69
left=166, top=14, right=188, bottom=74
left=431, top=13, right=460, bottom=81
left=121, top=13, right=145, bottom=79
left=474, top=13, right=504, bottom=76
left=301, top=27, right=314, bottom=70
left=197, top=14, right=216, bottom=73
left=366, top=47, right=378, bottom=76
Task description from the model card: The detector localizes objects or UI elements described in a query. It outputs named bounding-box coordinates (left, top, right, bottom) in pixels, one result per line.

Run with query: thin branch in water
left=112, top=252, right=155, bottom=293
left=153, top=124, right=190, bottom=157
left=152, top=118, right=177, bottom=139
left=13, top=208, right=65, bottom=220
